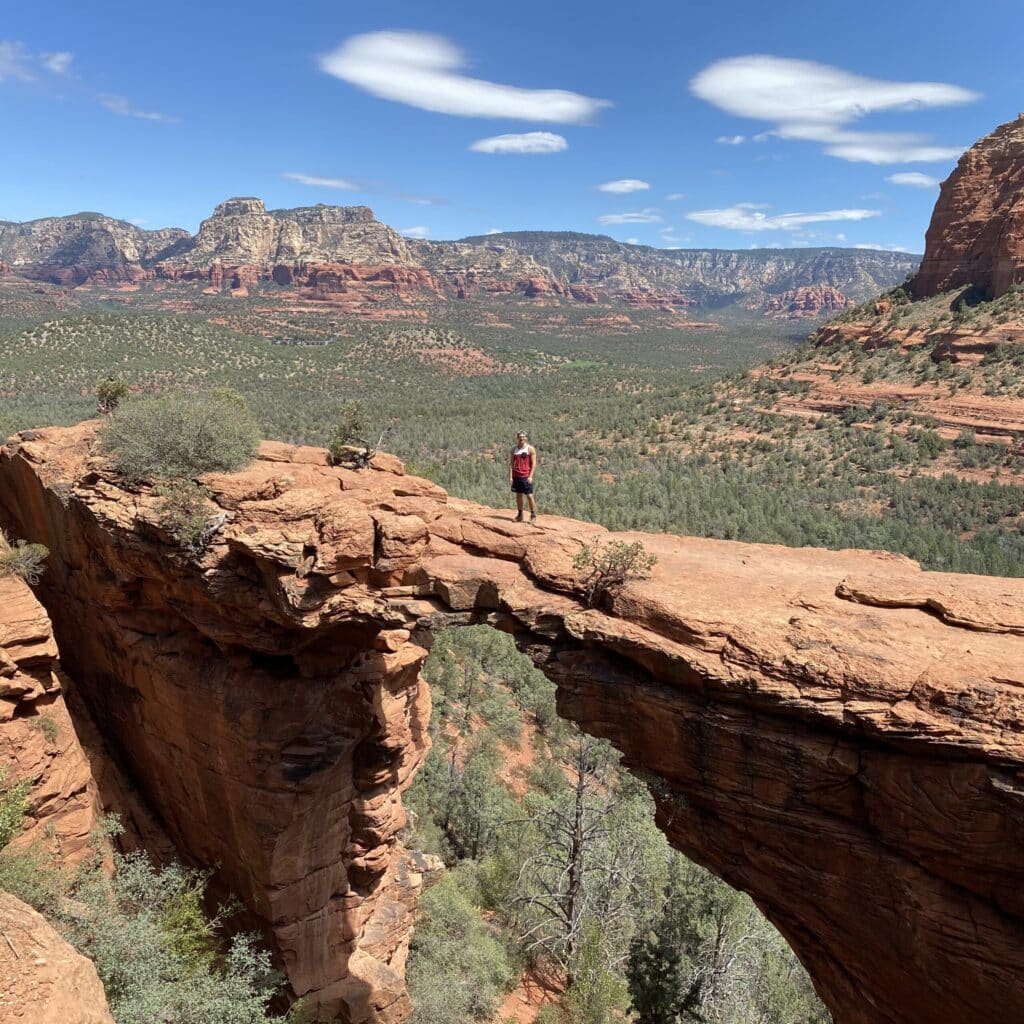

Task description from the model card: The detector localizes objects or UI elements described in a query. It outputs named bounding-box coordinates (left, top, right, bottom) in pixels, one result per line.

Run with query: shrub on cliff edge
left=573, top=539, right=657, bottom=607
left=0, top=530, right=49, bottom=585
left=98, top=389, right=260, bottom=481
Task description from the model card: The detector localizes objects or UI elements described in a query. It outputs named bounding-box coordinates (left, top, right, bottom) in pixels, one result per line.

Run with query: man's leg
left=527, top=491, right=537, bottom=519
left=515, top=491, right=525, bottom=520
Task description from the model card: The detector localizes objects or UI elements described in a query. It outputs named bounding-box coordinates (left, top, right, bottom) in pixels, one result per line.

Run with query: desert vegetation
left=97, top=388, right=260, bottom=481
left=403, top=627, right=829, bottom=1024
left=0, top=776, right=308, bottom=1024
left=0, top=530, right=48, bottom=585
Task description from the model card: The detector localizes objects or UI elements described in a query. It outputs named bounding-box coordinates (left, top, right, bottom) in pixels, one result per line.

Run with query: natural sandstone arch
left=1, top=423, right=1023, bottom=1024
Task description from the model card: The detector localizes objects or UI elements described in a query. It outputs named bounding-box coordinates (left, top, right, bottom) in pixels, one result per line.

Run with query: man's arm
left=528, top=446, right=537, bottom=481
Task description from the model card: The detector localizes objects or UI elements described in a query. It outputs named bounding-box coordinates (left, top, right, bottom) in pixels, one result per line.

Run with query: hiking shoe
left=515, top=511, right=524, bottom=522
left=530, top=512, right=538, bottom=523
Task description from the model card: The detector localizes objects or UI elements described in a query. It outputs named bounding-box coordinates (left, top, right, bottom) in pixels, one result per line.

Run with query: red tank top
left=512, top=447, right=532, bottom=477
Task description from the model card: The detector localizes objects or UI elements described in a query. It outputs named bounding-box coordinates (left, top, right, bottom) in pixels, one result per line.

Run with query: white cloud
left=0, top=42, right=73, bottom=82
left=598, top=178, right=651, bottom=193
left=42, top=51, right=72, bottom=75
left=398, top=193, right=444, bottom=205
left=401, top=225, right=431, bottom=239
left=284, top=172, right=359, bottom=189
left=625, top=237, right=641, bottom=244
left=665, top=192, right=687, bottom=201
left=485, top=228, right=503, bottom=235
left=686, top=202, right=879, bottom=231
left=99, top=93, right=179, bottom=123
left=691, top=55, right=977, bottom=163
left=320, top=31, right=609, bottom=123
left=716, top=135, right=746, bottom=145
left=598, top=208, right=662, bottom=225
left=0, top=41, right=36, bottom=82
left=129, top=218, right=148, bottom=227
left=470, top=131, right=567, bottom=154
left=886, top=171, right=941, bottom=188
left=854, top=242, right=911, bottom=252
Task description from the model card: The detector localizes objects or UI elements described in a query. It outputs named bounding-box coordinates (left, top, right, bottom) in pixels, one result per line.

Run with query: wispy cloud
left=284, top=172, right=359, bottom=190
left=485, top=228, right=503, bottom=235
left=320, top=31, right=610, bottom=123
left=598, top=208, right=662, bottom=225
left=691, top=56, right=977, bottom=163
left=41, top=51, right=72, bottom=75
left=1, top=41, right=73, bottom=82
left=886, top=171, right=941, bottom=188
left=99, top=93, right=180, bottom=123
left=0, top=40, right=39, bottom=82
left=398, top=193, right=446, bottom=206
left=665, top=193, right=687, bottom=201
left=597, top=178, right=650, bottom=194
left=686, top=202, right=879, bottom=231
left=854, top=242, right=911, bottom=252
left=716, top=135, right=746, bottom=145
left=470, top=131, right=567, bottom=154
left=401, top=225, right=431, bottom=239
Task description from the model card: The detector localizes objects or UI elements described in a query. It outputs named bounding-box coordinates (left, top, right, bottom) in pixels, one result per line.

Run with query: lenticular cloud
left=320, top=31, right=610, bottom=124
left=690, top=55, right=977, bottom=163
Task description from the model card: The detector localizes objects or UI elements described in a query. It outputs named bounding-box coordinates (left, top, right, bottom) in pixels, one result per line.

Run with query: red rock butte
left=910, top=113, right=1024, bottom=299
left=1, top=423, right=1023, bottom=1024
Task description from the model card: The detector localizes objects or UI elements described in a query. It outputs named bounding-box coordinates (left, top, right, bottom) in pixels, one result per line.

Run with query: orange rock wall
left=911, top=114, right=1024, bottom=299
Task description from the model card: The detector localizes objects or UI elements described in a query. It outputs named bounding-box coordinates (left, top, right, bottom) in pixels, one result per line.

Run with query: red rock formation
left=764, top=284, right=851, bottom=318
left=2, top=424, right=1023, bottom=1024
left=616, top=289, right=693, bottom=310
left=0, top=576, right=106, bottom=865
left=0, top=892, right=115, bottom=1024
left=911, top=115, right=1024, bottom=299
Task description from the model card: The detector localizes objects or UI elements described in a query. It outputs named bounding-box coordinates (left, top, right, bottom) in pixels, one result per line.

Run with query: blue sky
left=2, top=0, right=1023, bottom=251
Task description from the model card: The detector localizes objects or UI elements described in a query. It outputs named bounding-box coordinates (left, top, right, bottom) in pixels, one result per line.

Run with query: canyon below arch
left=1, top=422, right=1023, bottom=1024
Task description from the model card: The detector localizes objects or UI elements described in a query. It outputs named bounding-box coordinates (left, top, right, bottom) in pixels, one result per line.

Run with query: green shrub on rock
left=98, top=389, right=260, bottom=481
left=96, top=376, right=131, bottom=415
left=153, top=480, right=221, bottom=555
left=0, top=530, right=49, bottom=585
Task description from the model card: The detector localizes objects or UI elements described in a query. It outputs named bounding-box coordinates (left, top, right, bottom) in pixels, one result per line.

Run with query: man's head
left=516, top=431, right=528, bottom=446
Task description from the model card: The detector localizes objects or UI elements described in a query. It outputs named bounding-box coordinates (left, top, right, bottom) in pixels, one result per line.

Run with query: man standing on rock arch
left=509, top=430, right=538, bottom=523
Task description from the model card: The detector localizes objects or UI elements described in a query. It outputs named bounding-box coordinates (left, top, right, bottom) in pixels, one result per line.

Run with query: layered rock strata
left=0, top=200, right=918, bottom=309
left=0, top=576, right=106, bottom=865
left=763, top=284, right=851, bottom=318
left=1, top=424, right=1023, bottom=1024
left=910, top=114, right=1024, bottom=299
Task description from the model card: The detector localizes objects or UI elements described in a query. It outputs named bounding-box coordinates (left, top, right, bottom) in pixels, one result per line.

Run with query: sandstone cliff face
left=910, top=114, right=1024, bottom=299
left=158, top=198, right=414, bottom=271
left=0, top=214, right=188, bottom=285
left=1, top=424, right=1022, bottom=1024
left=0, top=575, right=107, bottom=865
left=452, top=232, right=918, bottom=305
left=763, top=284, right=851, bottom=318
left=0, top=200, right=918, bottom=309
left=0, top=891, right=115, bottom=1024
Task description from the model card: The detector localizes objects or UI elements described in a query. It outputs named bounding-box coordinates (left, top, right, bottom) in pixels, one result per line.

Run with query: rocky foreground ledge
left=1, top=423, right=1023, bottom=1024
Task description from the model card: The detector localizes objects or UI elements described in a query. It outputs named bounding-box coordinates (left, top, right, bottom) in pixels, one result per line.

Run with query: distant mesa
left=0, top=195, right=919, bottom=315
left=763, top=284, right=852, bottom=319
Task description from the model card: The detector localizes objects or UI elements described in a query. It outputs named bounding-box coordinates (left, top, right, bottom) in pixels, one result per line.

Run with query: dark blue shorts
left=511, top=477, right=534, bottom=494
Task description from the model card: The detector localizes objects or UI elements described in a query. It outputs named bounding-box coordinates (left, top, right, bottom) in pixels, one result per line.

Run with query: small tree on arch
left=327, top=400, right=391, bottom=468
left=573, top=539, right=657, bottom=607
